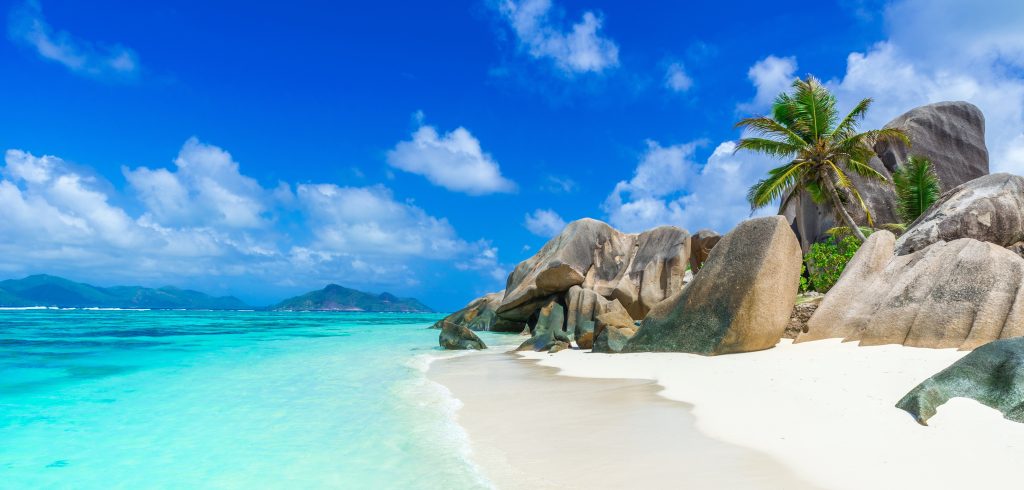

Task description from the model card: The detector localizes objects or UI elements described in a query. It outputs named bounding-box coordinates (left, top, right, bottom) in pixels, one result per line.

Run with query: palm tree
left=736, top=76, right=909, bottom=242
left=893, top=155, right=941, bottom=223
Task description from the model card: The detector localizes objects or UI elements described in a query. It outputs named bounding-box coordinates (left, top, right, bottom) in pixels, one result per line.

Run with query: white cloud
left=296, top=183, right=468, bottom=259
left=799, top=0, right=1024, bottom=174
left=602, top=141, right=776, bottom=233
left=455, top=244, right=509, bottom=282
left=0, top=141, right=504, bottom=297
left=524, top=208, right=566, bottom=237
left=542, top=174, right=577, bottom=193
left=738, top=55, right=797, bottom=113
left=497, top=0, right=619, bottom=74
left=386, top=122, right=516, bottom=195
left=664, top=62, right=693, bottom=92
left=8, top=0, right=140, bottom=80
left=124, top=137, right=270, bottom=228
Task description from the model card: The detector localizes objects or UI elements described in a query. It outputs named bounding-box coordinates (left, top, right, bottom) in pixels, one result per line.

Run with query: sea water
left=0, top=309, right=511, bottom=489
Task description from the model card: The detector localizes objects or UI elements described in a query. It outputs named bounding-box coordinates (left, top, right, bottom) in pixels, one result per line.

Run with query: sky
left=1, top=0, right=1023, bottom=310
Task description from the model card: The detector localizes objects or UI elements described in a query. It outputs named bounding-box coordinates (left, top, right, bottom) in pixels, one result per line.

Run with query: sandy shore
left=514, top=339, right=1024, bottom=489
left=429, top=346, right=816, bottom=489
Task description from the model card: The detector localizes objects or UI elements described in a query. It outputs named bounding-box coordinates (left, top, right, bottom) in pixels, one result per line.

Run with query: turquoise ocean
left=0, top=309, right=510, bottom=489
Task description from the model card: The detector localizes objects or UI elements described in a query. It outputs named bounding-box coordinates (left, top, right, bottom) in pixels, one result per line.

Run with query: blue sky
left=2, top=0, right=1023, bottom=310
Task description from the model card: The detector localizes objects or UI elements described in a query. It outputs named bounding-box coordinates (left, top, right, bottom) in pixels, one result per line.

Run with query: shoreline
left=428, top=344, right=815, bottom=489
left=515, top=339, right=1024, bottom=489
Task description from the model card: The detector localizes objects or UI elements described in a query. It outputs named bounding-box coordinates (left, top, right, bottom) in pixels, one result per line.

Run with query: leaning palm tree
left=893, top=155, right=941, bottom=223
left=736, top=76, right=909, bottom=242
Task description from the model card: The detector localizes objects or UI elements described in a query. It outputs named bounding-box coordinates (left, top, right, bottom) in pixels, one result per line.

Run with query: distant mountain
left=270, top=284, right=433, bottom=312
left=0, top=274, right=249, bottom=310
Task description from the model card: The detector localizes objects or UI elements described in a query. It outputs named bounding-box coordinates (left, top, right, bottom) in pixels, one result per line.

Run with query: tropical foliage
left=805, top=236, right=861, bottom=293
left=893, top=155, right=941, bottom=223
left=735, top=76, right=909, bottom=242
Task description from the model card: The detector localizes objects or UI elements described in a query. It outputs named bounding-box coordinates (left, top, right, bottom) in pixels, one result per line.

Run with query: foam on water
left=0, top=309, right=509, bottom=489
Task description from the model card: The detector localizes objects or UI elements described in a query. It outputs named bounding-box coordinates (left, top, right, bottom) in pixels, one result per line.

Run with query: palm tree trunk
left=822, top=175, right=868, bottom=242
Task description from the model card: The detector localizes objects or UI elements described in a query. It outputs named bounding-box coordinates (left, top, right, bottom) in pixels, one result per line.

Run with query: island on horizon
left=0, top=274, right=434, bottom=312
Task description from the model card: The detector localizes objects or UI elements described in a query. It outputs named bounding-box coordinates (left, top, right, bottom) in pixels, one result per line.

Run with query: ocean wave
left=402, top=351, right=495, bottom=489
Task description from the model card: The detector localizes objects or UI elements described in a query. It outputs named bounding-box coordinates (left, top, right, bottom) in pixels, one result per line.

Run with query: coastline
left=514, top=339, right=1024, bottom=489
left=428, top=344, right=816, bottom=489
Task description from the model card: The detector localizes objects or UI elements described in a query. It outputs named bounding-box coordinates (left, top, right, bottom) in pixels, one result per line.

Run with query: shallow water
left=0, top=309, right=509, bottom=489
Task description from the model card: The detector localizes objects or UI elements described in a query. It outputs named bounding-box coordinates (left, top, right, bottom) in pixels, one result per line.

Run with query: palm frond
left=734, top=116, right=807, bottom=146
left=788, top=76, right=837, bottom=141
left=843, top=157, right=889, bottom=182
left=746, top=160, right=809, bottom=209
left=832, top=98, right=872, bottom=138
left=734, top=137, right=802, bottom=158
left=825, top=226, right=875, bottom=240
left=893, top=155, right=941, bottom=223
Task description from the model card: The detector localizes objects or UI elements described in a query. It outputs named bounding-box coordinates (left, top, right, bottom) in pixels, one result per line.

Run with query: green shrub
left=805, top=236, right=861, bottom=293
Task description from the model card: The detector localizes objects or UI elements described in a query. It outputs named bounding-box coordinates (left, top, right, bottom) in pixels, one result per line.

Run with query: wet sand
left=429, top=349, right=816, bottom=489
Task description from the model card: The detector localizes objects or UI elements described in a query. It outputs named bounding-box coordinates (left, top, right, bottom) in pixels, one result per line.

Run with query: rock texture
left=439, top=322, right=487, bottom=350
left=497, top=219, right=690, bottom=323
left=516, top=297, right=571, bottom=352
left=431, top=291, right=527, bottom=344
left=622, top=216, right=803, bottom=355
left=785, top=295, right=822, bottom=339
left=897, top=337, right=1024, bottom=425
left=781, top=101, right=990, bottom=252
left=688, top=229, right=721, bottom=272
left=875, top=101, right=989, bottom=188
left=895, top=173, right=1024, bottom=255
left=797, top=231, right=1024, bottom=350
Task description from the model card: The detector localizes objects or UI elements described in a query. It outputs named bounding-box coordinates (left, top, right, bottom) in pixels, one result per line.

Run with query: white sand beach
left=429, top=346, right=815, bottom=489
left=512, top=339, right=1024, bottom=489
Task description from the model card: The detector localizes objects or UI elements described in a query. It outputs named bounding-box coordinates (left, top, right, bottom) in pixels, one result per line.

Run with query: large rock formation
left=622, top=216, right=803, bottom=355
left=432, top=292, right=502, bottom=331
left=497, top=219, right=690, bottom=323
left=516, top=297, right=570, bottom=352
left=437, top=219, right=696, bottom=351
left=875, top=101, right=989, bottom=188
left=895, top=173, right=1024, bottom=255
left=688, top=229, right=721, bottom=272
left=781, top=101, right=990, bottom=251
left=797, top=231, right=1024, bottom=350
left=439, top=321, right=487, bottom=350
left=897, top=337, right=1024, bottom=425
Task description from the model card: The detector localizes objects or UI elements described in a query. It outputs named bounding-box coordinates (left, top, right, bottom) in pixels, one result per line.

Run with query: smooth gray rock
left=592, top=324, right=636, bottom=353
left=895, top=173, right=1024, bottom=255
left=897, top=337, right=1024, bottom=425
left=516, top=297, right=570, bottom=352
left=688, top=229, right=721, bottom=272
left=875, top=101, right=989, bottom=188
left=439, top=322, right=487, bottom=350
left=798, top=232, right=1024, bottom=350
left=623, top=216, right=803, bottom=355
left=497, top=219, right=689, bottom=323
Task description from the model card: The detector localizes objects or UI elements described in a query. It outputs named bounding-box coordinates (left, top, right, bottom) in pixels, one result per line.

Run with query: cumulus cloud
left=497, top=0, right=619, bottom=74
left=664, top=62, right=693, bottom=92
left=7, top=0, right=140, bottom=80
left=124, top=138, right=270, bottom=228
left=386, top=122, right=516, bottom=195
left=455, top=244, right=509, bottom=282
left=296, top=183, right=467, bottom=259
left=738, top=55, right=797, bottom=113
left=602, top=141, right=776, bottom=233
left=0, top=140, right=501, bottom=296
left=524, top=208, right=566, bottom=237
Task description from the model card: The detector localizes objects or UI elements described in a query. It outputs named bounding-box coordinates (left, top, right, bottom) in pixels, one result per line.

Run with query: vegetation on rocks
left=805, top=235, right=861, bottom=293
left=893, top=155, right=942, bottom=223
left=736, top=76, right=909, bottom=242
